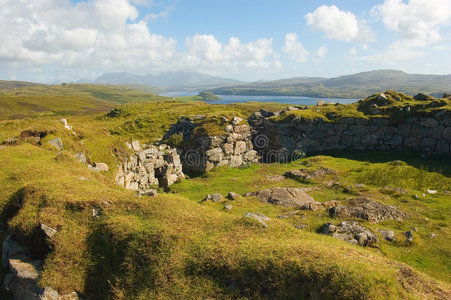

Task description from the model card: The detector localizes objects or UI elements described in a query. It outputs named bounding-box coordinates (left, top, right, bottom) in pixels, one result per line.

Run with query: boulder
left=40, top=224, right=57, bottom=238
left=204, top=193, right=223, bottom=202
left=285, top=167, right=337, bottom=181
left=227, top=192, right=239, bottom=200
left=247, top=187, right=314, bottom=208
left=73, top=152, right=87, bottom=164
left=48, top=138, right=63, bottom=151
left=301, top=201, right=324, bottom=211
left=405, top=230, right=414, bottom=242
left=329, top=197, right=409, bottom=223
left=377, top=229, right=395, bottom=242
left=244, top=212, right=270, bottom=228
left=320, top=221, right=379, bottom=247
left=232, top=117, right=243, bottom=125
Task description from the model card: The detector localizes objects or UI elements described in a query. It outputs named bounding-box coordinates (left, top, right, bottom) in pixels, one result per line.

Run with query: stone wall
left=115, top=141, right=185, bottom=194
left=250, top=110, right=451, bottom=159
left=163, top=116, right=259, bottom=172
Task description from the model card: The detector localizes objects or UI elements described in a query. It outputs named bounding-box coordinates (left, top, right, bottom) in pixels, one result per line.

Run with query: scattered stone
left=78, top=177, right=89, bottom=181
left=226, top=192, right=239, bottom=200
left=301, top=201, right=324, bottom=211
left=247, top=187, right=314, bottom=208
left=244, top=212, right=270, bottom=228
left=48, top=137, right=63, bottom=151
left=427, top=188, right=437, bottom=194
left=329, top=197, right=409, bottom=223
left=430, top=233, right=437, bottom=238
left=411, top=227, right=418, bottom=232
left=204, top=193, right=223, bottom=202
left=224, top=204, right=232, bottom=211
left=377, top=229, right=395, bottom=242
left=285, top=167, right=337, bottom=182
left=265, top=174, right=285, bottom=182
left=323, top=200, right=341, bottom=207
left=354, top=183, right=366, bottom=189
left=40, top=224, right=57, bottom=238
left=404, top=230, right=414, bottom=242
left=139, top=189, right=158, bottom=197
left=73, top=152, right=87, bottom=164
left=276, top=210, right=306, bottom=219
left=319, top=221, right=379, bottom=247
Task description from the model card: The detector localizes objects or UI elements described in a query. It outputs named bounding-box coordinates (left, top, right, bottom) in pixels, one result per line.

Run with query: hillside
left=207, top=70, right=451, bottom=98
left=0, top=88, right=450, bottom=299
left=0, top=83, right=168, bottom=120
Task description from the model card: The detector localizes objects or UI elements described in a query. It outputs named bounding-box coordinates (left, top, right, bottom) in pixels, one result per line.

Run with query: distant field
left=0, top=83, right=168, bottom=120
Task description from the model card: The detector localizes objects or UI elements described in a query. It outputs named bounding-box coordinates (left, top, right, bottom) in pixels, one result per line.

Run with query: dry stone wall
left=163, top=116, right=259, bottom=173
left=250, top=110, right=451, bottom=160
left=116, top=141, right=185, bottom=194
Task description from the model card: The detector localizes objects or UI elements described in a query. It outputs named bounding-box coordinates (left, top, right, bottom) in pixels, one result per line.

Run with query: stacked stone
left=116, top=141, right=185, bottom=193
left=164, top=116, right=259, bottom=172
left=252, top=111, right=451, bottom=157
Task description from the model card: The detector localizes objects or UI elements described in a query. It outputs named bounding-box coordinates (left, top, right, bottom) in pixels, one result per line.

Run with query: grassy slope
left=0, top=83, right=168, bottom=120
left=0, top=90, right=450, bottom=299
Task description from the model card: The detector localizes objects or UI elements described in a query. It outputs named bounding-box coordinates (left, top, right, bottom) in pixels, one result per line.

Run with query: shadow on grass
left=321, top=149, right=451, bottom=177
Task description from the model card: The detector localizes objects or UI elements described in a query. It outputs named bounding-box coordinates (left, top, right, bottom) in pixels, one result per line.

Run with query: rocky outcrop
left=320, top=221, right=379, bottom=247
left=285, top=167, right=337, bottom=182
left=116, top=141, right=185, bottom=193
left=2, top=234, right=82, bottom=300
left=163, top=116, right=259, bottom=172
left=245, top=187, right=315, bottom=208
left=329, top=197, right=409, bottom=223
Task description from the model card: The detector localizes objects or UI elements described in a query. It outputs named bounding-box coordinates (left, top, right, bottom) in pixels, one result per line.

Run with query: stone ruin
left=163, top=116, right=259, bottom=172
left=116, top=141, right=185, bottom=194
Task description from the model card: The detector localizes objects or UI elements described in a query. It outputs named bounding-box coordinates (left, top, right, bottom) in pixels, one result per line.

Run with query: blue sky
left=1, top=0, right=451, bottom=82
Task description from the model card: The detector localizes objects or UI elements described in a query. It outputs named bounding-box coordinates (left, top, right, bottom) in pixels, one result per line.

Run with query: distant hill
left=0, top=80, right=43, bottom=89
left=206, top=70, right=451, bottom=98
left=91, top=71, right=243, bottom=92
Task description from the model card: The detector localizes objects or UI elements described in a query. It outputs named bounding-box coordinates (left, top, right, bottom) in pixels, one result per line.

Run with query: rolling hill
left=206, top=70, right=451, bottom=98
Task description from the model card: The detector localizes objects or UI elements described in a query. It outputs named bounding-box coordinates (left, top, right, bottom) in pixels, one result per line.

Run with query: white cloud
left=315, top=46, right=327, bottom=60
left=372, top=0, right=451, bottom=47
left=283, top=33, right=309, bottom=62
left=305, top=5, right=375, bottom=43
left=0, top=0, right=176, bottom=74
left=185, top=34, right=276, bottom=70
left=349, top=47, right=357, bottom=55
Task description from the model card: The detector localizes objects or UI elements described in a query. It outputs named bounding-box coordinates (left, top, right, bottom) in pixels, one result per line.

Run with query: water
left=160, top=92, right=358, bottom=105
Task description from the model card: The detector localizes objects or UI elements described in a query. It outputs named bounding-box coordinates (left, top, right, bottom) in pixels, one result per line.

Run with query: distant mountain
left=206, top=70, right=451, bottom=99
left=92, top=71, right=243, bottom=91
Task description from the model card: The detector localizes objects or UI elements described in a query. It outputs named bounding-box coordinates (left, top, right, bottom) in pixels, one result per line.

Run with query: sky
left=1, top=0, right=451, bottom=83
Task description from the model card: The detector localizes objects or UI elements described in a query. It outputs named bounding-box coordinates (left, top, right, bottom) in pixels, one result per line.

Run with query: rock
left=430, top=233, right=437, bottom=238
left=2, top=235, right=26, bottom=267
left=204, top=193, right=223, bottom=202
left=277, top=210, right=305, bottom=219
left=377, top=229, right=395, bottom=242
left=48, top=137, right=63, bottom=151
left=73, top=152, right=87, bottom=164
left=224, top=204, right=232, bottom=211
left=206, top=148, right=223, bottom=162
left=427, top=188, right=437, bottom=194
left=131, top=140, right=141, bottom=151
left=285, top=167, right=337, bottom=181
left=234, top=141, right=247, bottom=155
left=8, top=258, right=41, bottom=280
left=244, top=212, right=270, bottom=228
left=329, top=197, right=409, bottom=223
left=404, top=230, right=414, bottom=242
left=231, top=117, right=243, bottom=125
left=248, top=187, right=314, bottom=208
left=225, top=124, right=234, bottom=133
left=265, top=174, right=285, bottom=182
left=92, top=208, right=102, bottom=218
left=89, top=162, right=109, bottom=172
left=40, top=224, right=57, bottom=238
left=320, top=221, right=379, bottom=247
left=229, top=155, right=243, bottom=168
left=227, top=192, right=239, bottom=200
left=301, top=201, right=324, bottom=211
left=139, top=189, right=158, bottom=197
